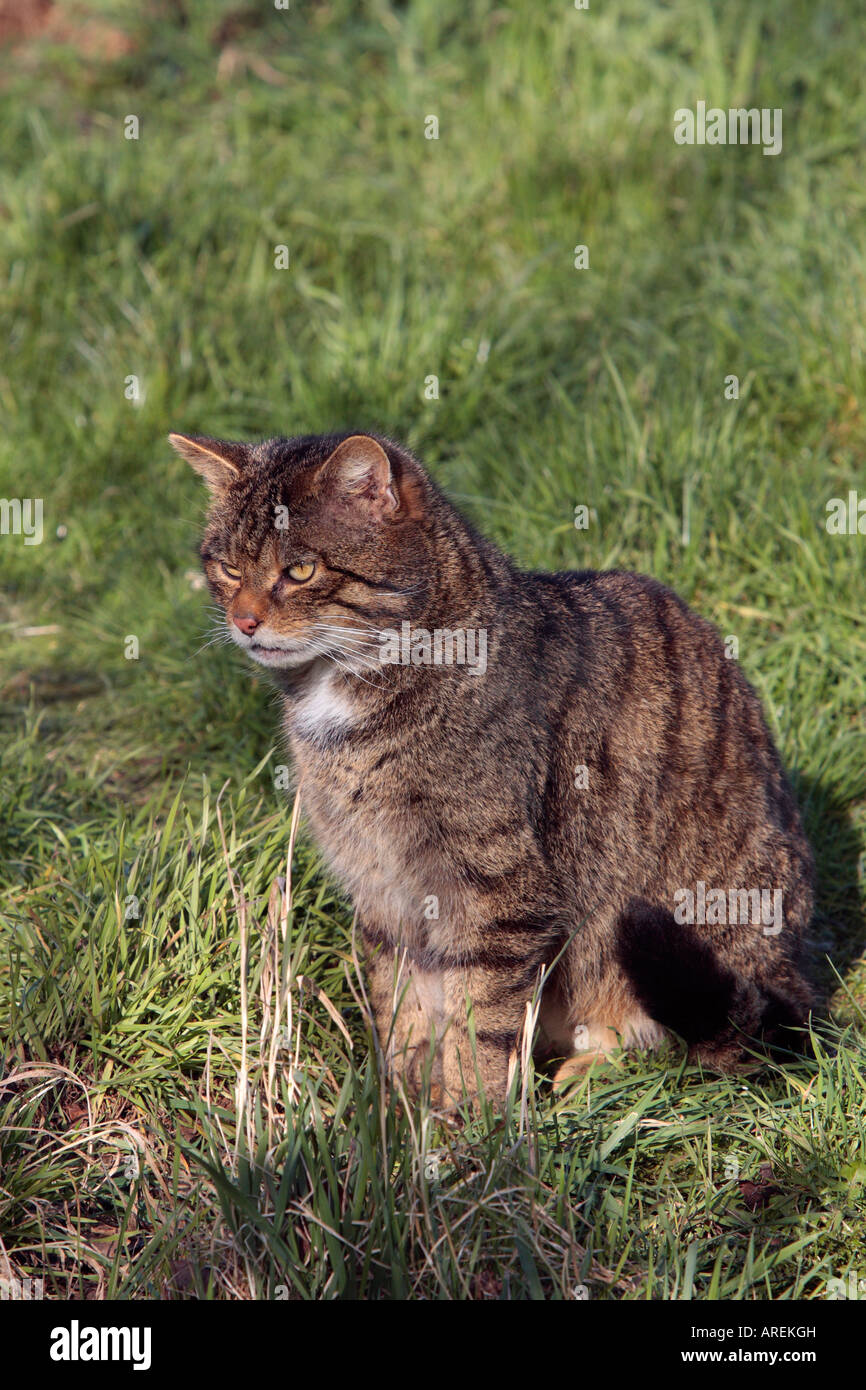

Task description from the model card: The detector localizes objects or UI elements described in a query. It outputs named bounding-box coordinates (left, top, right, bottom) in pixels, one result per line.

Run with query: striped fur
left=173, top=429, right=816, bottom=1105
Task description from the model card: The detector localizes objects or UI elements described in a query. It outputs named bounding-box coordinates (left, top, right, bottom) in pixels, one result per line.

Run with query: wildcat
left=171, top=428, right=815, bottom=1105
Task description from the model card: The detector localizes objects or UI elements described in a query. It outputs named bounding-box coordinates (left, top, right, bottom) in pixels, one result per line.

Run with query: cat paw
left=552, top=1051, right=621, bottom=1087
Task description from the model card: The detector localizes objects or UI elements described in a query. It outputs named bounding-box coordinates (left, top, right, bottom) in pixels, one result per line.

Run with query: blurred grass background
left=0, top=0, right=864, bottom=1300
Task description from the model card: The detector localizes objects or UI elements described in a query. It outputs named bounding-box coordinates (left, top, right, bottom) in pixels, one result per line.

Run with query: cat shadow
left=793, top=771, right=866, bottom=1007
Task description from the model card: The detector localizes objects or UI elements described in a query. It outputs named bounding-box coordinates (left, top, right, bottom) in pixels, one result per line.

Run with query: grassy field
left=1, top=0, right=865, bottom=1300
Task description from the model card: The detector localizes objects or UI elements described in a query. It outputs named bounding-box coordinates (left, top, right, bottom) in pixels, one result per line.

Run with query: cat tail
left=615, top=899, right=813, bottom=1069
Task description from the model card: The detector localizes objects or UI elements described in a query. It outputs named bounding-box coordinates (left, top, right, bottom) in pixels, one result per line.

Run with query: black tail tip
left=616, top=899, right=812, bottom=1060
left=616, top=900, right=742, bottom=1046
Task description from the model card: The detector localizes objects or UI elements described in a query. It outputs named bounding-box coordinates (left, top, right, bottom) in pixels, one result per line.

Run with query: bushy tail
left=615, top=900, right=811, bottom=1069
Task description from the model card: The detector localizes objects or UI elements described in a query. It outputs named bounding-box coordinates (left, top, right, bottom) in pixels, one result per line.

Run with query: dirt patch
left=0, top=0, right=134, bottom=60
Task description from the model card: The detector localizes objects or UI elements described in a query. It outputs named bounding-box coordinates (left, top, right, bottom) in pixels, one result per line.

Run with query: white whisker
left=324, top=642, right=388, bottom=690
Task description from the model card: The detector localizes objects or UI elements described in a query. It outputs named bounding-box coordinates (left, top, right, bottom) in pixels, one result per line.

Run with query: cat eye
left=220, top=561, right=242, bottom=581
left=286, top=561, right=316, bottom=583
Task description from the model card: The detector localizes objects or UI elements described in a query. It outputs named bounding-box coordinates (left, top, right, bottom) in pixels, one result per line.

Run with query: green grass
left=1, top=0, right=865, bottom=1300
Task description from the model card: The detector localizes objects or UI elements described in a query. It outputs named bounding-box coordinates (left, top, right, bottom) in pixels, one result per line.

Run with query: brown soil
left=0, top=0, right=134, bottom=60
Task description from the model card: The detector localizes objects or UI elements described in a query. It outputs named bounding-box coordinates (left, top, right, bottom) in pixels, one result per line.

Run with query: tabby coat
left=171, top=429, right=815, bottom=1105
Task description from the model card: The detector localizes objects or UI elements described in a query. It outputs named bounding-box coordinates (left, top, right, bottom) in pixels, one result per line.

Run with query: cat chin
left=227, top=629, right=318, bottom=668
left=244, top=644, right=317, bottom=669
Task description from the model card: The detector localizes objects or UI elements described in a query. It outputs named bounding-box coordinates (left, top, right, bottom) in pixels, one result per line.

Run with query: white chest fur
left=289, top=670, right=356, bottom=742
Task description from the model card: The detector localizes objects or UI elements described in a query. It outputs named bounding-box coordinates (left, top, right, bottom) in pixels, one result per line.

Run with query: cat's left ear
left=168, top=433, right=250, bottom=493
left=316, top=436, right=399, bottom=519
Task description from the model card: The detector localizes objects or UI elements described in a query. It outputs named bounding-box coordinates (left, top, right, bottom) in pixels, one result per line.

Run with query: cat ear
left=317, top=435, right=398, bottom=518
left=168, top=433, right=249, bottom=492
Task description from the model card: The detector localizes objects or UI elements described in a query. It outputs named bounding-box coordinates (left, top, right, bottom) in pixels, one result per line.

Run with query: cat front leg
left=359, top=920, right=444, bottom=1096
left=438, top=941, right=553, bottom=1108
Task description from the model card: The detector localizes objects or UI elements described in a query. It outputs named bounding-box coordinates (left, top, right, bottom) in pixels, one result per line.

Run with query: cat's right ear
left=168, top=433, right=249, bottom=493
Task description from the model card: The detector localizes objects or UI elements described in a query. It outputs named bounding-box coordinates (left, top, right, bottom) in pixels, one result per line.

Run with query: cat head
left=170, top=430, right=434, bottom=673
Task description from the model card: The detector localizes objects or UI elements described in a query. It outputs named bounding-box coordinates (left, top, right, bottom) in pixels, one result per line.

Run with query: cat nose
left=232, top=612, right=261, bottom=635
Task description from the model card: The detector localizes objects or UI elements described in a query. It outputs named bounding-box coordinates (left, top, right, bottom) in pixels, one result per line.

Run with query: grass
left=1, top=0, right=865, bottom=1300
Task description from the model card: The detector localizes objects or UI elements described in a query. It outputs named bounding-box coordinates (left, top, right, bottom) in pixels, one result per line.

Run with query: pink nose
left=232, top=613, right=260, bottom=636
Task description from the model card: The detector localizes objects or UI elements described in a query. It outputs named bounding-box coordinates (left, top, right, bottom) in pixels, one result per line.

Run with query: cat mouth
left=246, top=640, right=315, bottom=667
left=230, top=630, right=317, bottom=667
